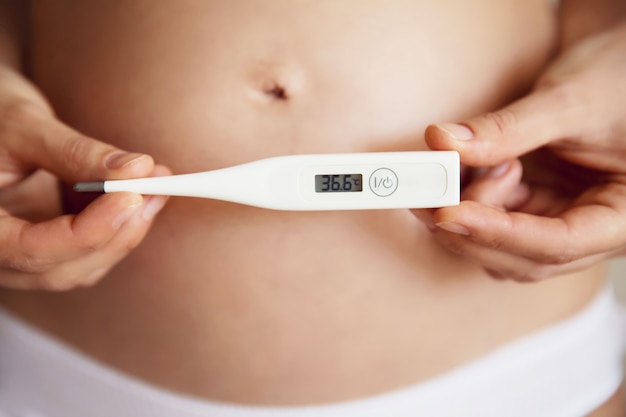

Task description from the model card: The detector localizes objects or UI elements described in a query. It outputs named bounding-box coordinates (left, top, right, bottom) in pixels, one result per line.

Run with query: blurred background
left=610, top=258, right=626, bottom=304
left=608, top=259, right=626, bottom=375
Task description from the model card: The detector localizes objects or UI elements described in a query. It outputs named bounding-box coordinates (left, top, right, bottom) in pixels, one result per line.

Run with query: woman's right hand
left=0, top=65, right=170, bottom=291
left=416, top=20, right=626, bottom=282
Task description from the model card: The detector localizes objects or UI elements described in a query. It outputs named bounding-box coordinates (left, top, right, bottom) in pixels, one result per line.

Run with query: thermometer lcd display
left=315, top=174, right=363, bottom=193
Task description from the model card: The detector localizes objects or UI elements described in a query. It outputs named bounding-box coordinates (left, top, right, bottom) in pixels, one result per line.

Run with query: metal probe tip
left=74, top=182, right=105, bottom=193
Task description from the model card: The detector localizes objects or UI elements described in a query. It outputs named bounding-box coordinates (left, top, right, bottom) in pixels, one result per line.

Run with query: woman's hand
left=414, top=21, right=626, bottom=282
left=0, top=65, right=170, bottom=290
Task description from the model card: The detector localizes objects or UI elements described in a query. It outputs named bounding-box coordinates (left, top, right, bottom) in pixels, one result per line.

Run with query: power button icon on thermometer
left=369, top=168, right=398, bottom=197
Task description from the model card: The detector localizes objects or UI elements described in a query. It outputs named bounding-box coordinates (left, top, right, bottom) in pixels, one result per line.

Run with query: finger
left=460, top=160, right=528, bottom=209
left=65, top=195, right=168, bottom=288
left=424, top=85, right=586, bottom=166
left=2, top=105, right=154, bottom=183
left=0, top=166, right=171, bottom=290
left=2, top=164, right=172, bottom=270
left=433, top=181, right=626, bottom=265
left=430, top=227, right=609, bottom=282
left=0, top=192, right=169, bottom=291
left=411, top=161, right=525, bottom=230
left=0, top=192, right=144, bottom=274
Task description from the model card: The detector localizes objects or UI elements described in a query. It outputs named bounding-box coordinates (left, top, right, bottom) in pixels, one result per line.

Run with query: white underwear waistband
left=0, top=286, right=624, bottom=417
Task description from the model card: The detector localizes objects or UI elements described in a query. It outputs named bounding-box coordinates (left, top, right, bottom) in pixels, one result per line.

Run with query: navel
left=247, top=60, right=307, bottom=104
left=263, top=81, right=289, bottom=101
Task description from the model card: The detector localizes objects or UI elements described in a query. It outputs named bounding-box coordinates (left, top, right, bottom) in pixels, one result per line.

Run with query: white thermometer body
left=75, top=151, right=460, bottom=211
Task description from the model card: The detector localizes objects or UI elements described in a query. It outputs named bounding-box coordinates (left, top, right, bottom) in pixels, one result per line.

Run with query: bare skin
left=0, top=0, right=619, bottom=414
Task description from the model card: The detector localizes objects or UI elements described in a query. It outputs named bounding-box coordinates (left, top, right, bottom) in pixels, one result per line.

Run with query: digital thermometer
left=74, top=151, right=460, bottom=211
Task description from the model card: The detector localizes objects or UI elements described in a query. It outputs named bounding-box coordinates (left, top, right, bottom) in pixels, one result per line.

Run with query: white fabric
left=0, top=287, right=624, bottom=417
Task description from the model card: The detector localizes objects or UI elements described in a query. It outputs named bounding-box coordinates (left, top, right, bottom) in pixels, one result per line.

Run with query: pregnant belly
left=31, top=0, right=556, bottom=168
left=1, top=0, right=602, bottom=406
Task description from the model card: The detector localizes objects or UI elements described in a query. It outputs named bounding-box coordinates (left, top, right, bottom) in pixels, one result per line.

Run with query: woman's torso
left=0, top=0, right=607, bottom=405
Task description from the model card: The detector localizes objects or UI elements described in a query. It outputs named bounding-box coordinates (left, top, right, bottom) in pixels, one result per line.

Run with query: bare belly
left=0, top=0, right=607, bottom=405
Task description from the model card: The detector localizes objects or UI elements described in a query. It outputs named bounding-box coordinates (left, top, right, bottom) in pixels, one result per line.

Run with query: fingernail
left=436, top=222, right=471, bottom=236
left=436, top=123, right=474, bottom=140
left=142, top=196, right=168, bottom=221
left=112, top=202, right=143, bottom=230
left=105, top=151, right=149, bottom=170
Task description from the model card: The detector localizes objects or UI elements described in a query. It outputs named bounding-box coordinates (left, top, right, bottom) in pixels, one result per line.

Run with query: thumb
left=3, top=104, right=154, bottom=183
left=425, top=86, right=583, bottom=167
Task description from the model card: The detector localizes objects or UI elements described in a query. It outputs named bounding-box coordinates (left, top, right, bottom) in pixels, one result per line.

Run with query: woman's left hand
left=413, top=21, right=626, bottom=282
